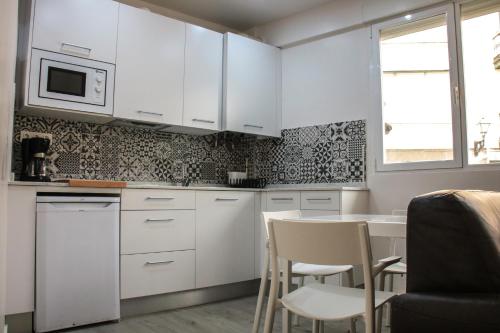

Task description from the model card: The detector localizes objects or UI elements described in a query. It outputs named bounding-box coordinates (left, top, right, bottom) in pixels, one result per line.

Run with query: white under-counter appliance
left=27, top=49, right=115, bottom=115
left=35, top=193, right=120, bottom=333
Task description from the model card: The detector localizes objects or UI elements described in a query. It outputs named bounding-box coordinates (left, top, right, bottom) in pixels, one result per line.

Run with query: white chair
left=252, top=211, right=355, bottom=333
left=263, top=218, right=401, bottom=333
left=376, top=210, right=407, bottom=333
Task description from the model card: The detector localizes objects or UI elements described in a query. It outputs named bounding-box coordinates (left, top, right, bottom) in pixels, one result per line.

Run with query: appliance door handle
left=192, top=118, right=215, bottom=124
left=244, top=124, right=264, bottom=129
left=215, top=198, right=239, bottom=201
left=48, top=202, right=114, bottom=210
left=137, top=110, right=164, bottom=117
left=145, top=218, right=175, bottom=223
left=145, top=260, right=174, bottom=266
left=61, top=42, right=92, bottom=56
left=146, top=196, right=175, bottom=200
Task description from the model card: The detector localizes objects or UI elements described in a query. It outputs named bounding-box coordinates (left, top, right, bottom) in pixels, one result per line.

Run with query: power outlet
left=20, top=130, right=52, bottom=143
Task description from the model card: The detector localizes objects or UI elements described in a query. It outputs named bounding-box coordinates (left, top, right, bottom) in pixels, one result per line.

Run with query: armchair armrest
left=373, top=256, right=402, bottom=276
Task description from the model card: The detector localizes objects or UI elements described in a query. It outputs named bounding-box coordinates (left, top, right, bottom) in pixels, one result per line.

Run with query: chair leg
left=318, top=276, right=325, bottom=333
left=293, top=276, right=305, bottom=327
left=252, top=247, right=270, bottom=333
left=376, top=272, right=387, bottom=333
left=263, top=274, right=279, bottom=333
left=347, top=269, right=356, bottom=333
left=313, top=320, right=320, bottom=333
left=385, top=274, right=394, bottom=327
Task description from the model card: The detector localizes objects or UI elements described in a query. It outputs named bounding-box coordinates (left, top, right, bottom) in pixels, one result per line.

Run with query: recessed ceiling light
left=404, top=14, right=412, bottom=20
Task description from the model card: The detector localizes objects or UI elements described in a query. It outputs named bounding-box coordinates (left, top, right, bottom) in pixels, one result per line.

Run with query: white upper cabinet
left=114, top=4, right=185, bottom=125
left=183, top=24, right=223, bottom=131
left=32, top=0, right=119, bottom=64
left=223, top=33, right=282, bottom=137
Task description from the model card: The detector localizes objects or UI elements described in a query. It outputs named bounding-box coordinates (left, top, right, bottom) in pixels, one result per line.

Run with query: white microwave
left=28, top=48, right=115, bottom=115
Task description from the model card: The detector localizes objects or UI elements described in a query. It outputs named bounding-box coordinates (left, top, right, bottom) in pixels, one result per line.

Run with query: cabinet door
left=114, top=4, right=185, bottom=125
left=223, top=33, right=281, bottom=137
left=183, top=24, right=223, bottom=131
left=266, top=191, right=301, bottom=212
left=32, top=0, right=118, bottom=63
left=196, top=191, right=255, bottom=288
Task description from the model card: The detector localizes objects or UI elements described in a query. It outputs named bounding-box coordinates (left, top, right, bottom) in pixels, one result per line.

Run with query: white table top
left=301, top=214, right=407, bottom=238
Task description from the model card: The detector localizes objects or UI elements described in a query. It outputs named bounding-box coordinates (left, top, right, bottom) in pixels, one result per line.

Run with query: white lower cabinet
left=196, top=191, right=255, bottom=288
left=121, top=250, right=195, bottom=299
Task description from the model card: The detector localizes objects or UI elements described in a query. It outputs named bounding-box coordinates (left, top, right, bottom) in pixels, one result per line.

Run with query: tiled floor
left=71, top=296, right=389, bottom=333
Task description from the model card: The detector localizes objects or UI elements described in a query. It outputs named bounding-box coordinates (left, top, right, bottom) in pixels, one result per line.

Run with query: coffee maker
left=21, top=137, right=51, bottom=182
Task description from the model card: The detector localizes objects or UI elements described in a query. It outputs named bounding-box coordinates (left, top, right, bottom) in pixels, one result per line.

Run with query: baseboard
left=120, top=279, right=260, bottom=318
left=4, top=313, right=31, bottom=333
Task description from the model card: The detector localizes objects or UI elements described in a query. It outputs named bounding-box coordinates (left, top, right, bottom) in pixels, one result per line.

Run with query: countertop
left=8, top=181, right=368, bottom=192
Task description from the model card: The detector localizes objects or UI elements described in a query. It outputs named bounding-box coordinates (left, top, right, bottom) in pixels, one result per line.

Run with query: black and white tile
left=12, top=114, right=366, bottom=184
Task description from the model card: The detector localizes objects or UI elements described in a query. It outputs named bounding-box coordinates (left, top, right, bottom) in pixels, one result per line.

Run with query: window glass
left=461, top=0, right=500, bottom=164
left=379, top=14, right=455, bottom=164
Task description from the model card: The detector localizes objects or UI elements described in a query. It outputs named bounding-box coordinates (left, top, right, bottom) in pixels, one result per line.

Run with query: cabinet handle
left=146, top=196, right=175, bottom=200
left=215, top=198, right=239, bottom=201
left=137, top=110, right=164, bottom=117
left=145, top=260, right=174, bottom=265
left=307, top=198, right=332, bottom=201
left=271, top=198, right=294, bottom=201
left=61, top=42, right=92, bottom=55
left=244, top=124, right=264, bottom=129
left=145, top=218, right=175, bottom=223
left=192, top=118, right=215, bottom=124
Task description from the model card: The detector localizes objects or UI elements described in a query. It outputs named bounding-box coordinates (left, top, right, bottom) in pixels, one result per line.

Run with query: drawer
left=300, top=191, right=340, bottom=211
left=266, top=191, right=300, bottom=212
left=121, top=250, right=195, bottom=299
left=121, top=210, right=195, bottom=254
left=121, top=189, right=195, bottom=210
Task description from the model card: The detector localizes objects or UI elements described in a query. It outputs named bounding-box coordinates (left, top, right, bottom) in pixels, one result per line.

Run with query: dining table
left=299, top=214, right=407, bottom=238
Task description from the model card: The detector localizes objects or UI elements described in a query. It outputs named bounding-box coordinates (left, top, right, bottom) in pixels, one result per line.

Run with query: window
left=460, top=0, right=500, bottom=164
left=373, top=5, right=462, bottom=171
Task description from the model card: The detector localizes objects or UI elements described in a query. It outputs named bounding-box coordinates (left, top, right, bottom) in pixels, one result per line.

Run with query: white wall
left=0, top=0, right=18, bottom=329
left=249, top=0, right=449, bottom=47
left=118, top=0, right=237, bottom=33
left=254, top=0, right=500, bottom=214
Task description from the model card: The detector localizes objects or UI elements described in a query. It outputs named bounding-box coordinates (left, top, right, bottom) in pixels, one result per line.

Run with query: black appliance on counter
left=21, top=137, right=51, bottom=182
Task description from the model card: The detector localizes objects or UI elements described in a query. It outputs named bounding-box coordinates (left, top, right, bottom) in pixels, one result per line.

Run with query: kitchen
left=0, top=0, right=499, bottom=333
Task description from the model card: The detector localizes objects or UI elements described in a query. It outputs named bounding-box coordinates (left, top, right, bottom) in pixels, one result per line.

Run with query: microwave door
left=38, top=58, right=105, bottom=107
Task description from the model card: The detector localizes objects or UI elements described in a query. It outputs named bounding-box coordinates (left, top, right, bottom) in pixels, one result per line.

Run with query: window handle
left=454, top=86, right=460, bottom=106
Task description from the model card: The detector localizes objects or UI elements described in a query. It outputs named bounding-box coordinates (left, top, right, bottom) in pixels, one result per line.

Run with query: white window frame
left=455, top=0, right=500, bottom=169
left=372, top=4, right=464, bottom=172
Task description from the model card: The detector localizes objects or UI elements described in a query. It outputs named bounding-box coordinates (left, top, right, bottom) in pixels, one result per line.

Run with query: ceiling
left=142, top=0, right=333, bottom=30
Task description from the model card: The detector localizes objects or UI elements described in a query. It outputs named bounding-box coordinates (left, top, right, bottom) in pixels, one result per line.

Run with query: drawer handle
left=192, top=118, right=215, bottom=124
left=145, top=218, right=175, bottom=223
left=145, top=260, right=175, bottom=266
left=146, top=196, right=175, bottom=200
left=271, top=198, right=294, bottom=201
left=215, top=198, right=239, bottom=201
left=307, top=198, right=332, bottom=201
left=137, top=110, right=164, bottom=117
left=244, top=124, right=264, bottom=129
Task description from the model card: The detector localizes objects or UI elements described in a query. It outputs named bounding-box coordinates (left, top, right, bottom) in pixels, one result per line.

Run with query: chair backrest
left=268, top=218, right=369, bottom=266
left=261, top=210, right=301, bottom=239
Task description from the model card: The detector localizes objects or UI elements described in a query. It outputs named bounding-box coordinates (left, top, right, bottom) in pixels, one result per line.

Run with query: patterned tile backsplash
left=12, top=114, right=366, bottom=184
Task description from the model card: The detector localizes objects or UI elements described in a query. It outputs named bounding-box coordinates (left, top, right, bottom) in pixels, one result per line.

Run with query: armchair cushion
left=391, top=292, right=500, bottom=333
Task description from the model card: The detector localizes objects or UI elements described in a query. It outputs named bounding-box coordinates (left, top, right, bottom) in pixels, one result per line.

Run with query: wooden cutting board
left=65, top=179, right=128, bottom=188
